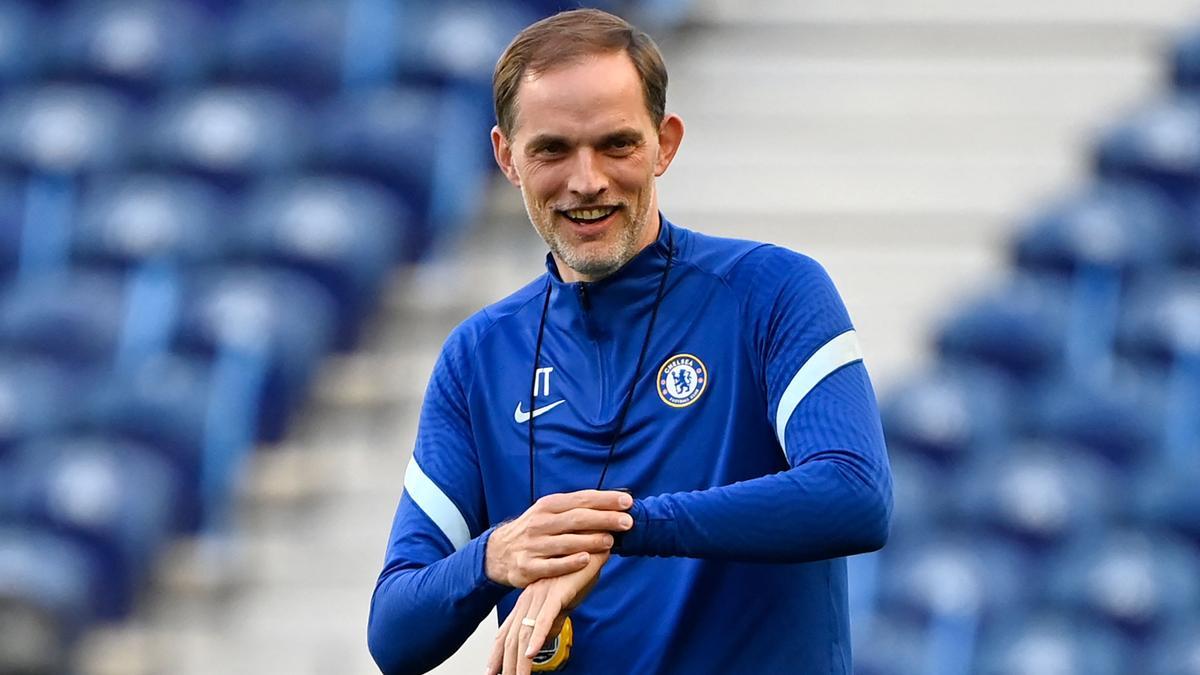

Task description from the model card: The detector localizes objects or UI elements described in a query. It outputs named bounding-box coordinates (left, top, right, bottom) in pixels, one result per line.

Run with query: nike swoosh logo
left=514, top=400, right=566, bottom=423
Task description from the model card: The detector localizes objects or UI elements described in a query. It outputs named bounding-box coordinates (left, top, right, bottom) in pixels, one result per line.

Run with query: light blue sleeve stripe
left=403, top=458, right=471, bottom=551
left=774, top=330, right=864, bottom=459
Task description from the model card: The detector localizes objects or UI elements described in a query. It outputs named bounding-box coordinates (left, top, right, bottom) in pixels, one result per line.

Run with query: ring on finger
left=521, top=617, right=537, bottom=628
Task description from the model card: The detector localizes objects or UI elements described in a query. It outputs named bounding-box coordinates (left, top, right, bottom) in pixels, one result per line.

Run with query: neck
left=553, top=211, right=662, bottom=283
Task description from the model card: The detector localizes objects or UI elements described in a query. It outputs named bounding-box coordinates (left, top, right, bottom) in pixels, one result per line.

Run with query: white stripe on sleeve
left=404, top=457, right=471, bottom=551
left=774, top=329, right=864, bottom=458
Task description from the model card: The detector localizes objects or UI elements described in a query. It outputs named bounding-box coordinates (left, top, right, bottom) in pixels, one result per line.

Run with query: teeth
left=565, top=207, right=614, bottom=220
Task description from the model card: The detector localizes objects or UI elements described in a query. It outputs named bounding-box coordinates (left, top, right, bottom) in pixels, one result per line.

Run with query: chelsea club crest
left=657, top=354, right=708, bottom=408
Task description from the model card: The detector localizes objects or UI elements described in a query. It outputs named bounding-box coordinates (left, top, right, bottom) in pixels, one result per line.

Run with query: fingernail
left=621, top=515, right=633, bottom=529
left=579, top=552, right=590, bottom=562
left=619, top=494, right=633, bottom=508
left=604, top=534, right=614, bottom=547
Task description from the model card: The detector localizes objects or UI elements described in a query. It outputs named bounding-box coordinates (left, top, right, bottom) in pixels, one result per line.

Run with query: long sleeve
left=367, top=322, right=510, bottom=675
left=617, top=248, right=893, bottom=562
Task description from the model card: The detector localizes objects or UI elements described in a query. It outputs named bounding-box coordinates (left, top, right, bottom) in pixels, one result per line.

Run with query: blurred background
left=1, top=0, right=1199, bottom=674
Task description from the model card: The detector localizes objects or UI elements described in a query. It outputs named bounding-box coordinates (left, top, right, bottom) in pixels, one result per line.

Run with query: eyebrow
left=524, top=128, right=646, bottom=153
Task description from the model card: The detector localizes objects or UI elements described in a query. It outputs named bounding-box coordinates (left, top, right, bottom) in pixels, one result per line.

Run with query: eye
left=538, top=142, right=567, bottom=156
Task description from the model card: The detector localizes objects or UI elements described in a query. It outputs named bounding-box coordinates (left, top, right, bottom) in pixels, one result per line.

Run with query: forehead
left=512, top=51, right=652, bottom=141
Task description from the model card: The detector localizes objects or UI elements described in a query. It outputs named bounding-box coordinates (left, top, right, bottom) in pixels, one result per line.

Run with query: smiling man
left=367, top=9, right=893, bottom=675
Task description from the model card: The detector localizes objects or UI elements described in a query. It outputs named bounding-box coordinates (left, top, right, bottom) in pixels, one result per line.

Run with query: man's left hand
left=485, top=550, right=609, bottom=675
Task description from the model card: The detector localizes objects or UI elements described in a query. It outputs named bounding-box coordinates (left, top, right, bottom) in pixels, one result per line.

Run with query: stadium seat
left=1117, top=273, right=1200, bottom=369
left=221, top=0, right=351, bottom=95
left=973, top=612, right=1133, bottom=675
left=1045, top=529, right=1200, bottom=640
left=83, top=354, right=217, bottom=530
left=883, top=448, right=951, bottom=538
left=311, top=86, right=441, bottom=231
left=233, top=175, right=408, bottom=345
left=1024, top=370, right=1164, bottom=468
left=0, top=174, right=22, bottom=279
left=1014, top=181, right=1178, bottom=279
left=934, top=275, right=1070, bottom=383
left=1143, top=618, right=1200, bottom=675
left=0, top=1, right=44, bottom=87
left=140, top=87, right=310, bottom=190
left=0, top=84, right=132, bottom=175
left=0, top=436, right=179, bottom=619
left=879, top=364, right=1016, bottom=468
left=0, top=526, right=97, bottom=665
left=1171, top=23, right=1200, bottom=92
left=1131, top=462, right=1200, bottom=550
left=0, top=358, right=79, bottom=460
left=72, top=173, right=234, bottom=270
left=1095, top=95, right=1200, bottom=215
left=173, top=265, right=339, bottom=440
left=51, top=0, right=215, bottom=95
left=953, top=442, right=1119, bottom=554
left=393, top=1, right=535, bottom=85
left=852, top=610, right=928, bottom=675
left=0, top=271, right=128, bottom=372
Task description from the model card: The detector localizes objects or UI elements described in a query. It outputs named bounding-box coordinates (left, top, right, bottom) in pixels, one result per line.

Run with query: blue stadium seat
left=884, top=448, right=951, bottom=538
left=953, top=442, right=1119, bottom=554
left=935, top=276, right=1070, bottom=383
left=72, top=173, right=234, bottom=270
left=1045, top=529, right=1200, bottom=641
left=393, top=1, right=535, bottom=85
left=0, top=526, right=96, bottom=654
left=311, top=86, right=441, bottom=232
left=973, top=612, right=1133, bottom=675
left=1014, top=181, right=1178, bottom=279
left=221, top=0, right=351, bottom=94
left=1095, top=95, right=1200, bottom=215
left=0, top=358, right=80, bottom=461
left=852, top=610, right=928, bottom=675
left=0, top=84, right=132, bottom=175
left=0, top=2, right=45, bottom=86
left=234, top=175, right=407, bottom=345
left=0, top=271, right=127, bottom=372
left=83, top=354, right=233, bottom=532
left=1144, top=619, right=1200, bottom=675
left=1132, top=463, right=1200, bottom=550
left=51, top=0, right=215, bottom=95
left=0, top=174, right=22, bottom=279
left=140, top=87, right=310, bottom=190
left=173, top=266, right=339, bottom=441
left=0, top=436, right=178, bottom=619
left=877, top=533, right=1035, bottom=675
left=880, top=364, right=1016, bottom=468
left=1117, top=273, right=1200, bottom=369
left=1024, top=371, right=1164, bottom=468
left=1171, top=23, right=1200, bottom=92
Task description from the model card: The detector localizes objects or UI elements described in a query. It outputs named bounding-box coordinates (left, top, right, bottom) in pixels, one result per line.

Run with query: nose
left=566, top=148, right=608, bottom=201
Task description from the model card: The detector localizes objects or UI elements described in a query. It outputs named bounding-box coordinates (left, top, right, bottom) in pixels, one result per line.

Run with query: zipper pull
left=577, top=282, right=591, bottom=311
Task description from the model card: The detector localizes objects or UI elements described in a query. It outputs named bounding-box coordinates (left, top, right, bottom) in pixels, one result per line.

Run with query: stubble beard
left=523, top=187, right=653, bottom=281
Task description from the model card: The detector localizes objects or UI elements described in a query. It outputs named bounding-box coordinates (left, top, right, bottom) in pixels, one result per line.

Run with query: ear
left=491, top=125, right=522, bottom=187
left=653, top=113, right=685, bottom=177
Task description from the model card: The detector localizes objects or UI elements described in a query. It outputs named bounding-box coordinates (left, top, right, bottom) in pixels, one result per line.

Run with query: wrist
left=482, top=525, right=513, bottom=587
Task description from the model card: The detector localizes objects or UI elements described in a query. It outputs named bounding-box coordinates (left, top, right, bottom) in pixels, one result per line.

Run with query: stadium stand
left=0, top=2, right=692, bottom=673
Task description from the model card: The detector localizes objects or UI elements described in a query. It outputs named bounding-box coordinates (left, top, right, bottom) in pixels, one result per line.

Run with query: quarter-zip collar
left=543, top=214, right=679, bottom=335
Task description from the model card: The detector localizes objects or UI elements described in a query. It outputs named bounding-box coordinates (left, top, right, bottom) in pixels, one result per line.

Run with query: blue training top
left=368, top=217, right=893, bottom=674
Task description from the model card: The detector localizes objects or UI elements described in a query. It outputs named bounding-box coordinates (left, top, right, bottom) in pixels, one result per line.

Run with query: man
left=367, top=9, right=892, bottom=675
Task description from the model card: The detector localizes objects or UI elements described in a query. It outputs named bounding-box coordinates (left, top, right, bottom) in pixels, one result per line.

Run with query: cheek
left=521, top=165, right=568, bottom=205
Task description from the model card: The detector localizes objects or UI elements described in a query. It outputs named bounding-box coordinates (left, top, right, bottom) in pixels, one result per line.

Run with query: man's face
left=492, top=51, right=683, bottom=282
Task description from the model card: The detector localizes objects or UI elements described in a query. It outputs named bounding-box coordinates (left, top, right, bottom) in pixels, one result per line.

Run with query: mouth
left=558, top=205, right=620, bottom=232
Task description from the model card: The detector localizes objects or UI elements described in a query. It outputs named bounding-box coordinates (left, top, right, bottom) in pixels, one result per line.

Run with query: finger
left=546, top=508, right=634, bottom=535
left=536, top=490, right=633, bottom=514
left=525, top=592, right=564, bottom=659
left=486, top=611, right=514, bottom=675
left=533, top=532, right=614, bottom=556
left=517, top=585, right=549, bottom=675
left=525, top=552, right=590, bottom=582
left=505, top=592, right=533, bottom=675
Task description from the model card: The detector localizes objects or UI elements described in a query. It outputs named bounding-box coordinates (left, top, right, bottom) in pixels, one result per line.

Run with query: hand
left=485, top=490, right=632, bottom=588
left=485, top=551, right=610, bottom=675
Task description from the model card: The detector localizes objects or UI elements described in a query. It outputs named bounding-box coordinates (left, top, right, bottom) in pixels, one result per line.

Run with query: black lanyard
left=527, top=226, right=675, bottom=505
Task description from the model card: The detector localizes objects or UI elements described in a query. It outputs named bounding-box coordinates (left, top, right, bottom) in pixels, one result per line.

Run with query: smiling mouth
left=559, top=206, right=619, bottom=225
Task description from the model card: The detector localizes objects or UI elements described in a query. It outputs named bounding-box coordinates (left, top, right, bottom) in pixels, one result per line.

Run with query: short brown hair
left=492, top=9, right=668, bottom=139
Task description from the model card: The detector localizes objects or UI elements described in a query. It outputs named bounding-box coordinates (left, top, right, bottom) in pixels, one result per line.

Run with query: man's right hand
left=484, top=490, right=633, bottom=588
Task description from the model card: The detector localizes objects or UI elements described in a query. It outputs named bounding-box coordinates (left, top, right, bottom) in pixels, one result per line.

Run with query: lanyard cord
left=527, top=227, right=675, bottom=505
